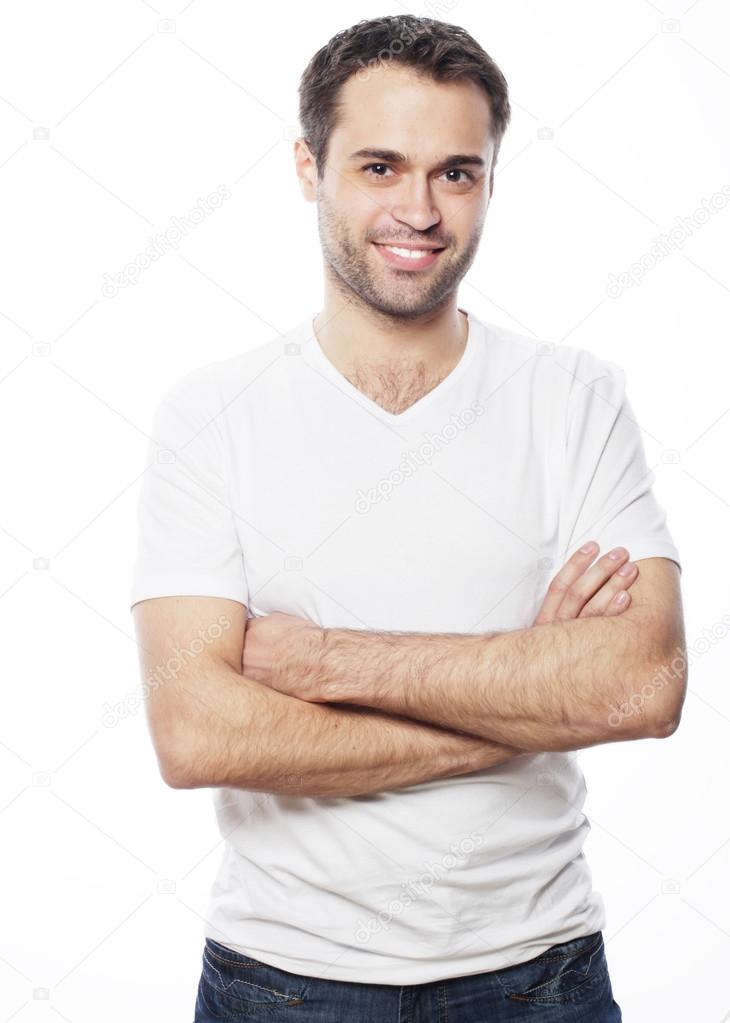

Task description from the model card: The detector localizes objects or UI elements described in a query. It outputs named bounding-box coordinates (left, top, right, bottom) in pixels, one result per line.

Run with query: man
left=130, top=15, right=686, bottom=1022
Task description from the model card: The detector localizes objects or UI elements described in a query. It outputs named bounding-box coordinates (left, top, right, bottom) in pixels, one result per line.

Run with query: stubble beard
left=316, top=189, right=483, bottom=322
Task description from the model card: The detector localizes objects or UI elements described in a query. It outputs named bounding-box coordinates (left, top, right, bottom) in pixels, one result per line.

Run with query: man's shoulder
left=475, top=314, right=622, bottom=378
left=472, top=314, right=625, bottom=399
left=553, top=343, right=624, bottom=385
left=158, top=317, right=310, bottom=411
left=201, top=318, right=308, bottom=387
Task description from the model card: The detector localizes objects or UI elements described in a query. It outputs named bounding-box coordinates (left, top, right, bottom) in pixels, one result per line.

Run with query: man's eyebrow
left=347, top=148, right=486, bottom=170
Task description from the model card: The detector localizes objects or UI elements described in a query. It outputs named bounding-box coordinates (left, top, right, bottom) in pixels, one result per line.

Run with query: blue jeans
left=194, top=929, right=622, bottom=1021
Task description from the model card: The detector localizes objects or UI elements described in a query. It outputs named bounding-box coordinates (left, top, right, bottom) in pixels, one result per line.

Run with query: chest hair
left=344, top=357, right=448, bottom=415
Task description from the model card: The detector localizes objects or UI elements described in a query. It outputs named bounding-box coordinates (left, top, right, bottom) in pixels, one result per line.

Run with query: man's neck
left=312, top=297, right=467, bottom=376
left=311, top=298, right=468, bottom=417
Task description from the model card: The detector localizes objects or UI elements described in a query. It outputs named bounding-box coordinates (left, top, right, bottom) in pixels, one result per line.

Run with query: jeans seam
left=203, top=950, right=293, bottom=1002
left=511, top=942, right=605, bottom=999
left=204, top=942, right=266, bottom=969
left=530, top=932, right=603, bottom=964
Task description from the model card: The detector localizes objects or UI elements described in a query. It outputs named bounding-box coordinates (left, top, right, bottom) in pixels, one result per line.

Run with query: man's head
left=295, top=16, right=511, bottom=320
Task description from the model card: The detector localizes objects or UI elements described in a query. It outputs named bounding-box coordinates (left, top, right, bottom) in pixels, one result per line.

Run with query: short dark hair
left=298, top=15, right=511, bottom=177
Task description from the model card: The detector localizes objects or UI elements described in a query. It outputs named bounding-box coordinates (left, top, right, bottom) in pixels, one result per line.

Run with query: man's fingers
left=534, top=544, right=638, bottom=626
left=578, top=562, right=639, bottom=618
left=533, top=542, right=601, bottom=625
left=580, top=587, right=633, bottom=618
left=553, top=547, right=634, bottom=620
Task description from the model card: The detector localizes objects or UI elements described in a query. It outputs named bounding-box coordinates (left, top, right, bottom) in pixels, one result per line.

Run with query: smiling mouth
left=371, top=242, right=446, bottom=270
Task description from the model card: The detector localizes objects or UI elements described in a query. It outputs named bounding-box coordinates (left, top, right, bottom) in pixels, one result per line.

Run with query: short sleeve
left=557, top=360, right=681, bottom=574
left=129, top=367, right=248, bottom=610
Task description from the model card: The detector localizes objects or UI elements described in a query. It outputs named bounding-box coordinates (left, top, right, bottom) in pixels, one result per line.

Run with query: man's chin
left=364, top=290, right=448, bottom=320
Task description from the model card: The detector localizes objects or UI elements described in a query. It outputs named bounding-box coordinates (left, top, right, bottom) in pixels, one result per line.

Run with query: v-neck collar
left=302, top=307, right=478, bottom=425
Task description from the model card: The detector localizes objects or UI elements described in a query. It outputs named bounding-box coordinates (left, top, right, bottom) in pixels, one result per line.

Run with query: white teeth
left=383, top=245, right=435, bottom=259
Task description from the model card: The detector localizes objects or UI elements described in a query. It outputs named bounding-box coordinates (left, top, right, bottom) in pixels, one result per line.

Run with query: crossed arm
left=133, top=552, right=686, bottom=795
left=244, top=556, right=687, bottom=752
left=133, top=594, right=527, bottom=796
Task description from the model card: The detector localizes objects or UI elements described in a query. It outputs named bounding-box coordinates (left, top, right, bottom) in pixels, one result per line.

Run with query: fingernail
left=618, top=561, right=635, bottom=576
left=580, top=542, right=596, bottom=554
left=614, top=591, right=628, bottom=604
left=608, top=547, right=625, bottom=559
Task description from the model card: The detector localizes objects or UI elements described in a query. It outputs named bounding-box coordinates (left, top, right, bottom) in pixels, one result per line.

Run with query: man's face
left=310, top=64, right=495, bottom=320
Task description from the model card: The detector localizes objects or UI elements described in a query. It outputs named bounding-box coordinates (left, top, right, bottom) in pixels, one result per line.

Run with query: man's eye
left=360, top=164, right=474, bottom=184
left=362, top=163, right=392, bottom=178
left=442, top=168, right=474, bottom=184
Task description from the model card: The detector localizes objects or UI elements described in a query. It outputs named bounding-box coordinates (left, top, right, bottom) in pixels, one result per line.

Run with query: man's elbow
left=651, top=711, right=683, bottom=739
left=154, top=724, right=207, bottom=789
left=629, top=641, right=688, bottom=741
left=160, top=752, right=196, bottom=789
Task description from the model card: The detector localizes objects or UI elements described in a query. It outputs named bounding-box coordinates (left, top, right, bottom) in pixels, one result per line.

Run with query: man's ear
left=294, top=137, right=319, bottom=203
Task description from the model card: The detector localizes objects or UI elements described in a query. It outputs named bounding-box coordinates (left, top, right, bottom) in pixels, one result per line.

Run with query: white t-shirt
left=129, top=307, right=681, bottom=984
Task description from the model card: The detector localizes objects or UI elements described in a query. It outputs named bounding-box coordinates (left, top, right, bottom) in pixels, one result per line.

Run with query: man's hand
left=533, top=542, right=638, bottom=626
left=243, top=541, right=641, bottom=704
left=242, top=611, right=324, bottom=698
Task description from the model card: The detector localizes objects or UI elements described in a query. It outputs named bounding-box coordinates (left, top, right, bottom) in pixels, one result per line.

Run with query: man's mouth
left=371, top=242, right=446, bottom=271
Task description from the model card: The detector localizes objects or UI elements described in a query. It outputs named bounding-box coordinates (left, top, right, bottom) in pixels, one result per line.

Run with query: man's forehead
left=339, top=64, right=489, bottom=107
left=332, top=67, right=494, bottom=156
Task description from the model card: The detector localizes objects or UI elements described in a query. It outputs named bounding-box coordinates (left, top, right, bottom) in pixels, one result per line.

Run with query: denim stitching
left=205, top=944, right=267, bottom=969
left=494, top=933, right=606, bottom=1002
left=530, top=933, right=602, bottom=964
left=511, top=938, right=604, bottom=998
left=203, top=949, right=293, bottom=1001
left=437, top=980, right=449, bottom=1023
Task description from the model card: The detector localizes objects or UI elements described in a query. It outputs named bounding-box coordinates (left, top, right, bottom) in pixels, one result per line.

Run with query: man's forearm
left=303, top=616, right=668, bottom=752
left=172, top=662, right=529, bottom=796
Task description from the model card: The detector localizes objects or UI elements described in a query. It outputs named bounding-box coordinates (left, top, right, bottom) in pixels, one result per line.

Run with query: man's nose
left=388, top=177, right=441, bottom=232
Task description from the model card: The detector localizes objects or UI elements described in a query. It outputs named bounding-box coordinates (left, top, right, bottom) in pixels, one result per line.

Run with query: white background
left=1, top=0, right=728, bottom=1019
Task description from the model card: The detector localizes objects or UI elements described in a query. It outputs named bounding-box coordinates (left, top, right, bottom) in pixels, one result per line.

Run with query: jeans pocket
left=200, top=938, right=309, bottom=1018
left=495, top=930, right=609, bottom=1005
